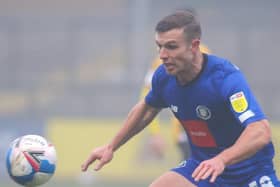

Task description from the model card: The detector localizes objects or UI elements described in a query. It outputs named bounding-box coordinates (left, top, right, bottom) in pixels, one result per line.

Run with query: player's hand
left=192, top=156, right=225, bottom=183
left=81, top=145, right=114, bottom=172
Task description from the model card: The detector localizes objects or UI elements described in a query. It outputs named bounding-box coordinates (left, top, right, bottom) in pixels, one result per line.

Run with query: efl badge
left=196, top=105, right=211, bottom=120
left=230, top=91, right=248, bottom=113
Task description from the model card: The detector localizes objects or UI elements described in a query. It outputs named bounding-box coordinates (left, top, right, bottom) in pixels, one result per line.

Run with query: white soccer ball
left=6, top=134, right=57, bottom=187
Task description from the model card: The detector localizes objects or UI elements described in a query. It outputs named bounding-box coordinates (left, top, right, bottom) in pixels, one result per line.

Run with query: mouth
left=164, top=63, right=176, bottom=72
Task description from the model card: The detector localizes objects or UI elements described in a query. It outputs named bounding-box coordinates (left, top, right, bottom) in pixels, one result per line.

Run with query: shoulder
left=206, top=54, right=240, bottom=80
left=205, top=54, right=244, bottom=94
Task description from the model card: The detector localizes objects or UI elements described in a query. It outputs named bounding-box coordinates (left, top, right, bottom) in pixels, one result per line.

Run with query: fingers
left=201, top=167, right=214, bottom=180
left=192, top=159, right=224, bottom=183
left=192, top=163, right=211, bottom=181
left=81, top=156, right=107, bottom=172
left=94, top=158, right=107, bottom=171
left=209, top=170, right=219, bottom=183
left=81, top=154, right=98, bottom=172
left=95, top=150, right=114, bottom=171
left=191, top=162, right=202, bottom=180
left=196, top=166, right=214, bottom=181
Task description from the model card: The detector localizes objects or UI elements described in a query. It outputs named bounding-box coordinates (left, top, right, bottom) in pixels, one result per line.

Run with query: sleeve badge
left=230, top=91, right=248, bottom=113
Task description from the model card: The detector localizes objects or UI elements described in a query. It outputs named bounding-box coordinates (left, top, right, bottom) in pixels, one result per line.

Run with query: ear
left=191, top=39, right=200, bottom=52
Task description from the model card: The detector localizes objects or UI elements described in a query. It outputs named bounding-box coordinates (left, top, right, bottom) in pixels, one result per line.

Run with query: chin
left=165, top=68, right=177, bottom=75
left=167, top=71, right=176, bottom=76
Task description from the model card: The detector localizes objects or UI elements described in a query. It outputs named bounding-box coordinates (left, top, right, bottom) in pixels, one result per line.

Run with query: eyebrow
left=156, top=40, right=177, bottom=46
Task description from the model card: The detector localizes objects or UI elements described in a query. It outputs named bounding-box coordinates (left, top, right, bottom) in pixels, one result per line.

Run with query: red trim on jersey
left=181, top=120, right=217, bottom=147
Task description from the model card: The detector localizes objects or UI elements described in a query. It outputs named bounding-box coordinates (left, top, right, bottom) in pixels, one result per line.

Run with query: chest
left=161, top=79, right=226, bottom=121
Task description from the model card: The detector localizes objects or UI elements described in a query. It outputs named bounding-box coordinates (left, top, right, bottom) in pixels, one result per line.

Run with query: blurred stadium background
left=0, top=0, right=279, bottom=186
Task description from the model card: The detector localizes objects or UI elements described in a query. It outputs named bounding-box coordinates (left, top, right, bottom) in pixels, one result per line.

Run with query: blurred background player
left=140, top=44, right=211, bottom=161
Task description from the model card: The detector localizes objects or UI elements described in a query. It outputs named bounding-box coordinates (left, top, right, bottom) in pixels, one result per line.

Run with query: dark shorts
left=171, top=159, right=280, bottom=187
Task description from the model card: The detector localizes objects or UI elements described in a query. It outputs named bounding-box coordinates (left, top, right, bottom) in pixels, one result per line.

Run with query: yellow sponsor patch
left=230, top=91, right=248, bottom=113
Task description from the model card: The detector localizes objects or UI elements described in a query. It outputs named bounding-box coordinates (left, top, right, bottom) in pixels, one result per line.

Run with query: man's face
left=155, top=28, right=194, bottom=75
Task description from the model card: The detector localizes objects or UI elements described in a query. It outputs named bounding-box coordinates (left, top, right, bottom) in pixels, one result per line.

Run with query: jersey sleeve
left=219, top=69, right=266, bottom=126
left=145, top=66, right=168, bottom=109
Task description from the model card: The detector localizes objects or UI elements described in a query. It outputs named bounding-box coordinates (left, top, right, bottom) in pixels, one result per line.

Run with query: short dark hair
left=155, top=10, right=201, bottom=42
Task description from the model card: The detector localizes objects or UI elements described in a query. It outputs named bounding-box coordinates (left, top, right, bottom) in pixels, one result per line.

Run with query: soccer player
left=82, top=10, right=280, bottom=187
left=141, top=45, right=211, bottom=160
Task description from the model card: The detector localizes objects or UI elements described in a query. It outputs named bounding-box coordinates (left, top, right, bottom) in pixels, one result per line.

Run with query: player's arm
left=81, top=99, right=160, bottom=171
left=216, top=70, right=272, bottom=166
left=193, top=70, right=271, bottom=183
left=192, top=119, right=271, bottom=183
left=109, top=99, right=161, bottom=151
left=218, top=119, right=271, bottom=165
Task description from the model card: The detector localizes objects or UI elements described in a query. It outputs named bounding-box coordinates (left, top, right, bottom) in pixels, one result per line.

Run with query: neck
left=177, top=52, right=204, bottom=85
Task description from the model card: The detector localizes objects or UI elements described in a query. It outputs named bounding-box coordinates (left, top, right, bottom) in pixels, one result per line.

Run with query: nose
left=159, top=48, right=168, bottom=60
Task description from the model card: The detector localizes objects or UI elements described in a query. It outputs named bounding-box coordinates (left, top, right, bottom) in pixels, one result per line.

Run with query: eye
left=165, top=43, right=178, bottom=50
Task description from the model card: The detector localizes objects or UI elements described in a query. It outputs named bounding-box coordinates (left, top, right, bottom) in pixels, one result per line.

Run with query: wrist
left=107, top=143, right=115, bottom=152
left=217, top=155, right=227, bottom=166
